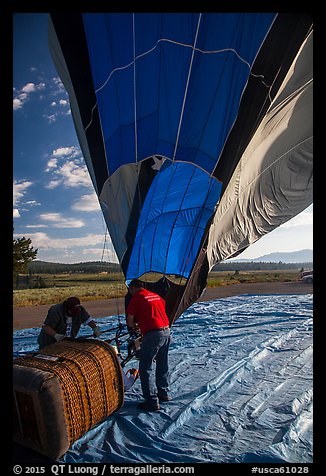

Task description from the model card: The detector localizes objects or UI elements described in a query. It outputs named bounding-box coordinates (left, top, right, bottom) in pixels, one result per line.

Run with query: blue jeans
left=139, top=328, right=171, bottom=404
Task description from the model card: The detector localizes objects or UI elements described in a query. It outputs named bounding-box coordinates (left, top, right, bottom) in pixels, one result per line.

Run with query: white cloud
left=45, top=179, right=62, bottom=189
left=39, top=213, right=86, bottom=228
left=52, top=146, right=79, bottom=158
left=48, top=98, right=69, bottom=118
left=44, top=145, right=92, bottom=189
left=280, top=209, right=313, bottom=228
left=81, top=247, right=118, bottom=263
left=13, top=93, right=28, bottom=110
left=234, top=206, right=313, bottom=260
left=25, top=200, right=41, bottom=206
left=45, top=158, right=58, bottom=171
left=59, top=162, right=92, bottom=188
left=82, top=248, right=103, bottom=255
left=50, top=99, right=69, bottom=107
left=13, top=97, right=24, bottom=110
left=21, top=82, right=36, bottom=93
left=13, top=82, right=46, bottom=110
left=51, top=76, right=66, bottom=95
left=25, top=224, right=48, bottom=228
left=36, top=83, right=46, bottom=91
left=45, top=160, right=92, bottom=189
left=71, top=193, right=100, bottom=212
left=13, top=179, right=33, bottom=206
left=14, top=232, right=105, bottom=250
left=13, top=180, right=42, bottom=218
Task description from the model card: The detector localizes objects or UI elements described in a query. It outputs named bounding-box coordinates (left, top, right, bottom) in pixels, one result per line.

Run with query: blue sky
left=13, top=13, right=313, bottom=264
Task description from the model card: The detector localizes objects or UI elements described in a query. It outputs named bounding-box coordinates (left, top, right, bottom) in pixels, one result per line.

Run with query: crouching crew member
left=37, top=296, right=101, bottom=350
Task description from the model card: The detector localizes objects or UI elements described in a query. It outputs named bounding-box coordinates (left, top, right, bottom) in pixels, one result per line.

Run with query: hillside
left=232, top=249, right=313, bottom=263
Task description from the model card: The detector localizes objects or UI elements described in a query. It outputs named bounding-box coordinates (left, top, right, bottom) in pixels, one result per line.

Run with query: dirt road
left=13, top=281, right=313, bottom=331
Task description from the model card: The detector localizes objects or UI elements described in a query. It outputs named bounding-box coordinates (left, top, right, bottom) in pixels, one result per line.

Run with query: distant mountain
left=233, top=249, right=313, bottom=263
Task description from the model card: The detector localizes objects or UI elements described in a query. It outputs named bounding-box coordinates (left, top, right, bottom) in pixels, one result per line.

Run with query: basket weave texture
left=14, top=339, right=124, bottom=446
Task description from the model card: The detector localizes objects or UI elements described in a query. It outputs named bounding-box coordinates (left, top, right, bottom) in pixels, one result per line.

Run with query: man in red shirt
left=126, top=279, right=171, bottom=411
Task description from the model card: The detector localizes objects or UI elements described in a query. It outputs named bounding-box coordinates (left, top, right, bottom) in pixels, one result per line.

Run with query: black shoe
left=138, top=401, right=160, bottom=411
left=158, top=395, right=171, bottom=402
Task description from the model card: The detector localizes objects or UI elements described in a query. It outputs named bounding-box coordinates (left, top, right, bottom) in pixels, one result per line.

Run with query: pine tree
left=13, top=236, right=38, bottom=278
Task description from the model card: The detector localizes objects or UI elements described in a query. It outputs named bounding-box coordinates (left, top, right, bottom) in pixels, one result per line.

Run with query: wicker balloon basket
left=13, top=338, right=124, bottom=460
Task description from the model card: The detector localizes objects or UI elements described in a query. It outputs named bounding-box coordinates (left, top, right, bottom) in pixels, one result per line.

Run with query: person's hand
left=127, top=324, right=140, bottom=336
left=93, top=325, right=101, bottom=338
left=54, top=333, right=66, bottom=342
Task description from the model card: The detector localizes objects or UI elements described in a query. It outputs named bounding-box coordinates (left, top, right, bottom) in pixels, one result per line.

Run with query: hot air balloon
left=48, top=13, right=313, bottom=325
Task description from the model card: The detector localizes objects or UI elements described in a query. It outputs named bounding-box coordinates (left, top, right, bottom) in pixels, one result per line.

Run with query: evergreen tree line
left=212, top=261, right=313, bottom=272
left=28, top=260, right=121, bottom=274
left=27, top=259, right=313, bottom=275
left=13, top=233, right=312, bottom=277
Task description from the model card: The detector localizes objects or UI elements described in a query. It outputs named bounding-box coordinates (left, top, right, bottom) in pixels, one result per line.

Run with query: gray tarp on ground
left=13, top=293, right=313, bottom=463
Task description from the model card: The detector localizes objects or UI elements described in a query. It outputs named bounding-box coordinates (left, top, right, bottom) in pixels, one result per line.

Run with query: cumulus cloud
left=58, top=161, right=92, bottom=188
left=45, top=179, right=62, bottom=189
left=51, top=76, right=66, bottom=95
left=13, top=76, right=69, bottom=121
left=45, top=93, right=70, bottom=122
left=281, top=207, right=313, bottom=228
left=44, top=77, right=70, bottom=122
left=14, top=232, right=105, bottom=250
left=25, top=224, right=48, bottom=228
left=39, top=213, right=86, bottom=228
left=45, top=158, right=58, bottom=171
left=52, top=146, right=79, bottom=158
left=13, top=94, right=27, bottom=110
left=13, top=180, right=41, bottom=218
left=13, top=81, right=46, bottom=110
left=44, top=147, right=92, bottom=189
left=25, top=200, right=41, bottom=206
left=45, top=161, right=92, bottom=189
left=71, top=193, right=100, bottom=212
left=21, top=82, right=37, bottom=93
left=13, top=180, right=33, bottom=206
left=82, top=247, right=118, bottom=263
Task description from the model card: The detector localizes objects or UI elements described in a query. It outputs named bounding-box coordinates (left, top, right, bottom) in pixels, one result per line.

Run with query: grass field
left=13, top=269, right=302, bottom=307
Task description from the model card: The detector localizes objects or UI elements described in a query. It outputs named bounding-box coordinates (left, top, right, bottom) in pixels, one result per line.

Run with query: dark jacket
left=37, top=302, right=91, bottom=349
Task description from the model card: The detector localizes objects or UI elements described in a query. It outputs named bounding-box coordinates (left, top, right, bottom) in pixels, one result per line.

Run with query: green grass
left=13, top=270, right=301, bottom=307
left=206, top=270, right=299, bottom=287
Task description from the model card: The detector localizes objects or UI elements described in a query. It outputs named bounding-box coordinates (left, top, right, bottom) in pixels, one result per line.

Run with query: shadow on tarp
left=13, top=294, right=313, bottom=464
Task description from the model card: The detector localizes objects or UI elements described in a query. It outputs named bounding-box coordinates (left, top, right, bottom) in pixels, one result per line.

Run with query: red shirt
left=126, top=288, right=169, bottom=335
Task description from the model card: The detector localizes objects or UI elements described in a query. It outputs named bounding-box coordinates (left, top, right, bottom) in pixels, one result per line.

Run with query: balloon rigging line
left=132, top=13, right=138, bottom=164
left=173, top=13, right=202, bottom=161
left=83, top=16, right=271, bottom=134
